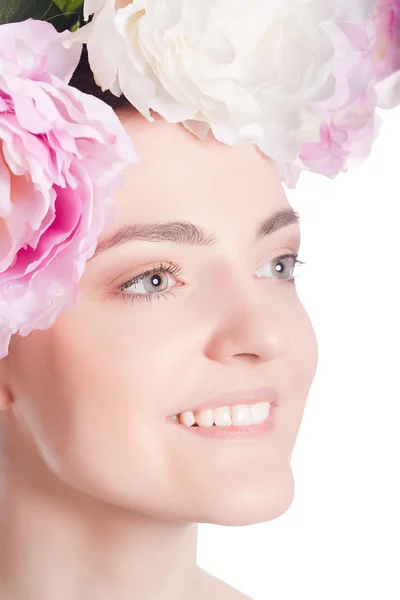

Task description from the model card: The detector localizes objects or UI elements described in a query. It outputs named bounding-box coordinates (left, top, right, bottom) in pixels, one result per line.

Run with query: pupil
left=151, top=274, right=162, bottom=287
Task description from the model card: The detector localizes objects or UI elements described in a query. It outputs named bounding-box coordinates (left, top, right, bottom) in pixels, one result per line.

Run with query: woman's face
left=1, top=113, right=318, bottom=525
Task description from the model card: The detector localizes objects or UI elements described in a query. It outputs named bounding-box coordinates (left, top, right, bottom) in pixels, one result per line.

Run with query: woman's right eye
left=115, top=261, right=183, bottom=304
left=121, top=270, right=176, bottom=295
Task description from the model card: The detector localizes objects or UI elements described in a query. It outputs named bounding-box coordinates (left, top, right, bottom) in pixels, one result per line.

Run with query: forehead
left=111, top=111, right=289, bottom=226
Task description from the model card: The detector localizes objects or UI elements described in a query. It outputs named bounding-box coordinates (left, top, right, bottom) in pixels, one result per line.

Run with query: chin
left=184, top=468, right=296, bottom=526
left=206, top=492, right=295, bottom=527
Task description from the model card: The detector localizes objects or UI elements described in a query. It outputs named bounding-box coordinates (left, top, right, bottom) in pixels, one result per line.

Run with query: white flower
left=69, top=0, right=378, bottom=163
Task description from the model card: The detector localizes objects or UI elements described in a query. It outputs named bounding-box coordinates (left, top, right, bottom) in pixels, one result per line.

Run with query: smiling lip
left=170, top=385, right=279, bottom=417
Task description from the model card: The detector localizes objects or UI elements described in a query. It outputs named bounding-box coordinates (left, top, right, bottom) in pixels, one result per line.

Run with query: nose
left=202, top=271, right=291, bottom=365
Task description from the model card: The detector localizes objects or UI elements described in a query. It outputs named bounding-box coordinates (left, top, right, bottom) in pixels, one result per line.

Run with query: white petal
left=311, top=0, right=378, bottom=23
left=86, top=1, right=127, bottom=92
left=182, top=119, right=211, bottom=140
left=110, top=78, right=123, bottom=97
left=150, top=88, right=197, bottom=123
left=375, top=71, right=400, bottom=110
left=83, top=0, right=108, bottom=21
left=118, top=60, right=155, bottom=119
left=63, top=20, right=94, bottom=48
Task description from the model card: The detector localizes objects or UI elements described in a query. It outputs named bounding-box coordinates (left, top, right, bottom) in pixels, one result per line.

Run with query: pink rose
left=0, top=19, right=138, bottom=359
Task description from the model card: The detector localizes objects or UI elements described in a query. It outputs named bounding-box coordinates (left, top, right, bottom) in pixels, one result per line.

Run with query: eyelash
left=113, top=254, right=306, bottom=305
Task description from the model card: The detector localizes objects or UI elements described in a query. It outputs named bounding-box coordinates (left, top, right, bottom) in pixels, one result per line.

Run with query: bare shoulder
left=197, top=567, right=253, bottom=600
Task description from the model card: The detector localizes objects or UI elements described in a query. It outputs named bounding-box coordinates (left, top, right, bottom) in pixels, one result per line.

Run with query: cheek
left=56, top=297, right=187, bottom=408
left=276, top=301, right=318, bottom=452
left=8, top=298, right=187, bottom=502
left=39, top=298, right=185, bottom=432
left=291, top=302, right=319, bottom=386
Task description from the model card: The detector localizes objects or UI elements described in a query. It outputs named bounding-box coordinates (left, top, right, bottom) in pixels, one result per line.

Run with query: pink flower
left=372, top=0, right=400, bottom=108
left=281, top=1, right=400, bottom=186
left=0, top=19, right=138, bottom=359
left=279, top=19, right=381, bottom=187
left=373, top=0, right=400, bottom=82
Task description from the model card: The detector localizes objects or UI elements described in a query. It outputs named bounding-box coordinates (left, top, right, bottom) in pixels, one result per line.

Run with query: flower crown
left=0, top=0, right=399, bottom=359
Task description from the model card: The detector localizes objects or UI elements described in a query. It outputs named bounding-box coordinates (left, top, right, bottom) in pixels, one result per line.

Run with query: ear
left=0, top=356, right=14, bottom=411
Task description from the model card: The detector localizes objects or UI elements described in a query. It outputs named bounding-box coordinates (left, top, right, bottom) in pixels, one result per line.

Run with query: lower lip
left=167, top=403, right=277, bottom=441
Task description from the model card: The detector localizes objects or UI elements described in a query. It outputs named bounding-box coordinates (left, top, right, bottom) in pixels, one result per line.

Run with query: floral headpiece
left=0, top=0, right=399, bottom=359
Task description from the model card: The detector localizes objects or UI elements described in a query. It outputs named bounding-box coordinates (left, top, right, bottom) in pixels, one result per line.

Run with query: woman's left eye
left=116, top=253, right=305, bottom=305
left=256, top=253, right=305, bottom=281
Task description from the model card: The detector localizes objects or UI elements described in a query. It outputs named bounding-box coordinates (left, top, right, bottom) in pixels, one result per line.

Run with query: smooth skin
left=0, top=111, right=318, bottom=600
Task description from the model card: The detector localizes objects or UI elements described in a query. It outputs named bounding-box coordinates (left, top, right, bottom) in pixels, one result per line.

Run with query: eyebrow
left=89, top=207, right=300, bottom=261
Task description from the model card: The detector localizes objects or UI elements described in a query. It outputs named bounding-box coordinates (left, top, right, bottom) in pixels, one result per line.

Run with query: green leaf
left=0, top=0, right=82, bottom=32
left=52, top=0, right=84, bottom=14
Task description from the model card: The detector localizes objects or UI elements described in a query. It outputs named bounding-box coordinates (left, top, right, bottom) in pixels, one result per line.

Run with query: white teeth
left=249, top=402, right=265, bottom=424
left=194, top=408, right=214, bottom=427
left=231, top=404, right=252, bottom=426
left=179, top=411, right=196, bottom=427
left=175, top=401, right=271, bottom=428
left=263, top=402, right=271, bottom=420
left=214, top=406, right=232, bottom=426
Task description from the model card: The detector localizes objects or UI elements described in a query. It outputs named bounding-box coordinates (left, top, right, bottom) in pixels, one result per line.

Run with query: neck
left=0, top=421, right=200, bottom=600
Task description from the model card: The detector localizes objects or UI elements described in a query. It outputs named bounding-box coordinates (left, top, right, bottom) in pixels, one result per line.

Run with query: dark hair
left=69, top=45, right=134, bottom=111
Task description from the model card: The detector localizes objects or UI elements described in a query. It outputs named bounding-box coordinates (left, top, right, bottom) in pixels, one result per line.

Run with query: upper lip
left=172, top=385, right=279, bottom=416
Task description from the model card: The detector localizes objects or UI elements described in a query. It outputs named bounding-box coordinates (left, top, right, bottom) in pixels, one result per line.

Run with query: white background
left=197, top=106, right=400, bottom=599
